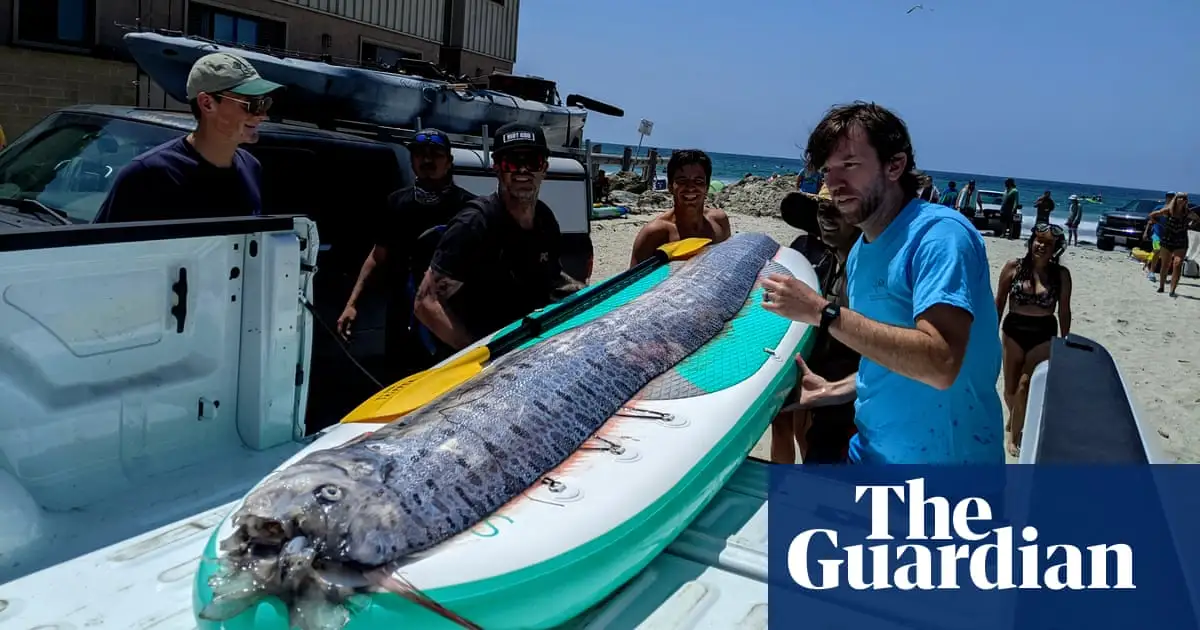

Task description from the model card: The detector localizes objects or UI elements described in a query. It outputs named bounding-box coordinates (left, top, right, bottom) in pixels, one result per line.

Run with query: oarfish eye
left=315, top=484, right=343, bottom=503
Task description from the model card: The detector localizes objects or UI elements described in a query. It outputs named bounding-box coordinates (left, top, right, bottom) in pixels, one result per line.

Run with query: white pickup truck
left=0, top=218, right=1162, bottom=628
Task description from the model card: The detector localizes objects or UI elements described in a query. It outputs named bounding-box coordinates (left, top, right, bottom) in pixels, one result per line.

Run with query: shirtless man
left=628, top=149, right=732, bottom=266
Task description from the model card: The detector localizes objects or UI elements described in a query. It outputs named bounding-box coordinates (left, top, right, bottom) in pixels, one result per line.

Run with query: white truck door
left=0, top=216, right=315, bottom=585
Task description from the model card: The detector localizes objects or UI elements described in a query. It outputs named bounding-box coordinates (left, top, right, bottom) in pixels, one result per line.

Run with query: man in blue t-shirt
left=762, top=102, right=1003, bottom=464
left=95, top=52, right=283, bottom=223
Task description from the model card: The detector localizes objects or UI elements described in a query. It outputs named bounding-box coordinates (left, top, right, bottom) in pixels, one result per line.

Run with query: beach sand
left=588, top=211, right=1198, bottom=464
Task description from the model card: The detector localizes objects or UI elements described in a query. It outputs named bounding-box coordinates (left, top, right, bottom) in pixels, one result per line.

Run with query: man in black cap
left=771, top=183, right=861, bottom=464
left=414, top=122, right=584, bottom=350
left=336, top=128, right=477, bottom=377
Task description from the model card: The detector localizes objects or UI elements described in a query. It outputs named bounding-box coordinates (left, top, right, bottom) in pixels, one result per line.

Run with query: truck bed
left=0, top=459, right=776, bottom=630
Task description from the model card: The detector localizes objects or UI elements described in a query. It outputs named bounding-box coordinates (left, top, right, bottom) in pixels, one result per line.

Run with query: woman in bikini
left=995, top=223, right=1073, bottom=457
left=1145, top=193, right=1199, bottom=298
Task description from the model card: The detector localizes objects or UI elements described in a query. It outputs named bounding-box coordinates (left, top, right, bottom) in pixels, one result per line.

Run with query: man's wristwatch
left=819, top=301, right=841, bottom=333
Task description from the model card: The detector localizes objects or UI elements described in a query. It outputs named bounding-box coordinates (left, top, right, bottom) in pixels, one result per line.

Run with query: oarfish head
left=228, top=453, right=413, bottom=568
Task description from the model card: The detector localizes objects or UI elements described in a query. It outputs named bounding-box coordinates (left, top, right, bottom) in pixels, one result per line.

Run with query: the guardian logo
left=787, top=478, right=1135, bottom=591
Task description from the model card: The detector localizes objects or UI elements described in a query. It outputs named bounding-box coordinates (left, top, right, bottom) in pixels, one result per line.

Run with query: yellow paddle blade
left=660, top=237, right=711, bottom=260
left=339, top=346, right=490, bottom=424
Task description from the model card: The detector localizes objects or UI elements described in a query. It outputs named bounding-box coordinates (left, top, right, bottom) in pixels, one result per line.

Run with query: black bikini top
left=1009, top=259, right=1060, bottom=309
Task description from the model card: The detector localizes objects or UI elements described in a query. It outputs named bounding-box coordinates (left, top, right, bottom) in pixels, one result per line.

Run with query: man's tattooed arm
left=413, top=269, right=477, bottom=350
left=550, top=271, right=586, bottom=300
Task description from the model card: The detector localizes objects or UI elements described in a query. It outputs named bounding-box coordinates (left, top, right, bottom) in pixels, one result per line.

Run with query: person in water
left=1065, top=194, right=1083, bottom=246
left=1145, top=192, right=1200, bottom=298
left=761, top=101, right=1003, bottom=465
left=628, top=149, right=732, bottom=266
left=770, top=184, right=862, bottom=464
left=995, top=223, right=1073, bottom=457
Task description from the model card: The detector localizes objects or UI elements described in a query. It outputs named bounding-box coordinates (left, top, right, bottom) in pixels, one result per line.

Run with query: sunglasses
left=496, top=151, right=547, bottom=173
left=217, top=93, right=272, bottom=116
left=414, top=132, right=449, bottom=146
left=1033, top=222, right=1064, bottom=236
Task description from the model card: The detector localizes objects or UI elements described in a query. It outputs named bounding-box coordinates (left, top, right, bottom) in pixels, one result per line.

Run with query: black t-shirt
left=1035, top=196, right=1055, bottom=222
left=429, top=193, right=566, bottom=339
left=94, top=136, right=262, bottom=223
left=787, top=234, right=859, bottom=381
left=376, top=183, right=478, bottom=283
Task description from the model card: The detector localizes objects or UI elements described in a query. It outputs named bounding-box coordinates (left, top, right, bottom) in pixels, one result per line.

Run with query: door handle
left=170, top=267, right=188, bottom=333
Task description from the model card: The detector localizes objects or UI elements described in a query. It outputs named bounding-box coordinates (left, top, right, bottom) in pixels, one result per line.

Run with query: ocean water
left=603, top=146, right=1169, bottom=243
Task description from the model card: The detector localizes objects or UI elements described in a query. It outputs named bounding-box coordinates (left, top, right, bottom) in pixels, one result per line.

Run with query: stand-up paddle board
left=193, top=233, right=820, bottom=629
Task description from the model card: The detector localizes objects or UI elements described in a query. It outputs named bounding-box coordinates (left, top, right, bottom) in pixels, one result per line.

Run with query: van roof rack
left=269, top=116, right=594, bottom=167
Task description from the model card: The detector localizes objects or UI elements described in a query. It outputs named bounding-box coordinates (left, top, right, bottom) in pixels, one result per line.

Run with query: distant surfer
left=628, top=149, right=732, bottom=267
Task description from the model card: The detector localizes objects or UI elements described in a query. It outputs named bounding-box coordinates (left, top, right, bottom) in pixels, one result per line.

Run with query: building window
left=187, top=3, right=287, bottom=49
left=490, top=0, right=505, bottom=5
left=361, top=42, right=423, bottom=67
left=15, top=0, right=97, bottom=49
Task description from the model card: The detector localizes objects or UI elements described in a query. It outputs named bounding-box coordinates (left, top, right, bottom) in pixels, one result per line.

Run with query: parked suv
left=0, top=104, right=595, bottom=428
left=1096, top=198, right=1163, bottom=251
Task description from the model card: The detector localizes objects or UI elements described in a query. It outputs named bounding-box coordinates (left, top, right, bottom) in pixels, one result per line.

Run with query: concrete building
left=0, top=0, right=521, bottom=139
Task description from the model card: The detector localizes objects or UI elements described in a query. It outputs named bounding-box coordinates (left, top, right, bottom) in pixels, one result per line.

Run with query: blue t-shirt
left=1150, top=211, right=1166, bottom=238
left=845, top=198, right=1004, bottom=464
left=95, top=136, right=263, bottom=223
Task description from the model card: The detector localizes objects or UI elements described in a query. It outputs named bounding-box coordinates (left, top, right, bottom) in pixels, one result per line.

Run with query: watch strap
left=819, top=302, right=841, bottom=333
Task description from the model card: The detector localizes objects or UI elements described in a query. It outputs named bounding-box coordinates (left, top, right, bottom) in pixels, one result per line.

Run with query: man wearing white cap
left=1065, top=194, right=1083, bottom=246
left=96, top=52, right=283, bottom=222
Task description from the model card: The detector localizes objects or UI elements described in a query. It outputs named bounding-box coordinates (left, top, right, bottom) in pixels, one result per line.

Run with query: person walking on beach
left=1065, top=194, right=1083, bottom=245
left=628, top=149, right=732, bottom=266
left=916, top=172, right=938, bottom=203
left=413, top=123, right=585, bottom=350
left=761, top=101, right=1003, bottom=464
left=1142, top=192, right=1174, bottom=282
left=1146, top=192, right=1200, bottom=298
left=336, top=129, right=478, bottom=379
left=941, top=181, right=958, bottom=207
left=995, top=223, right=1073, bottom=457
left=955, top=180, right=976, bottom=222
left=771, top=184, right=861, bottom=464
left=1000, top=178, right=1020, bottom=238
left=96, top=53, right=283, bottom=222
left=1034, top=190, right=1055, bottom=225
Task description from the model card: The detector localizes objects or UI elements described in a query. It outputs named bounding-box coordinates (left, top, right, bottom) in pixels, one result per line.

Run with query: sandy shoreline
left=588, top=211, right=1198, bottom=464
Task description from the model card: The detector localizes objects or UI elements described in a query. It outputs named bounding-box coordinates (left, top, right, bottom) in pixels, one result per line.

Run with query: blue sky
left=514, top=0, right=1199, bottom=191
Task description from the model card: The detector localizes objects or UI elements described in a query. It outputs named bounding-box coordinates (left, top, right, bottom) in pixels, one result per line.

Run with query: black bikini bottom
left=1002, top=312, right=1058, bottom=352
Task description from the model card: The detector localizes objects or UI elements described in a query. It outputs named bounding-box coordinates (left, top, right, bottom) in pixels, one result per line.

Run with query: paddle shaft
left=487, top=248, right=671, bottom=358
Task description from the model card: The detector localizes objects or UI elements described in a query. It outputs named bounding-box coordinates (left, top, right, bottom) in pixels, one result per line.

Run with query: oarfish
left=200, top=232, right=781, bottom=630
